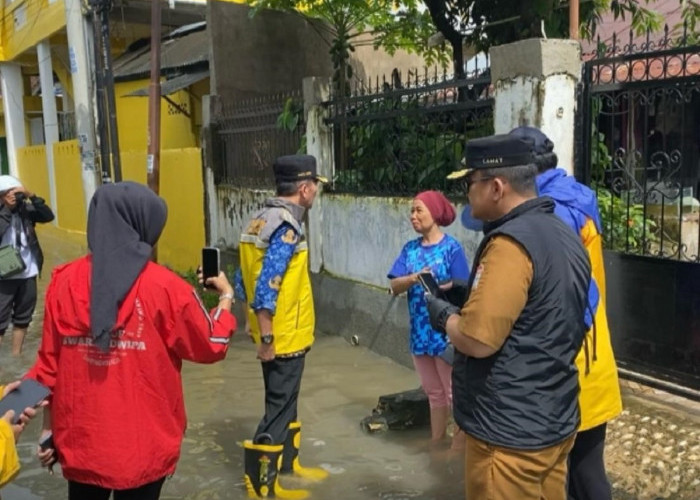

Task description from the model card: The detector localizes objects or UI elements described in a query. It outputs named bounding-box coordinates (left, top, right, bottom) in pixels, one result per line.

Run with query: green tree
left=426, top=0, right=698, bottom=77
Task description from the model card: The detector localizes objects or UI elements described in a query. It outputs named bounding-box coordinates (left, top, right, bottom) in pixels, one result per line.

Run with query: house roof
left=123, top=70, right=210, bottom=97
left=581, top=0, right=686, bottom=58
left=113, top=23, right=209, bottom=81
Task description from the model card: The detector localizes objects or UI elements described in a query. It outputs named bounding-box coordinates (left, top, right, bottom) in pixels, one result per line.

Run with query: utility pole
left=147, top=0, right=162, bottom=194
left=89, top=0, right=122, bottom=183
left=99, top=0, right=122, bottom=181
left=90, top=0, right=111, bottom=183
left=569, top=0, right=580, bottom=40
left=64, top=0, right=100, bottom=212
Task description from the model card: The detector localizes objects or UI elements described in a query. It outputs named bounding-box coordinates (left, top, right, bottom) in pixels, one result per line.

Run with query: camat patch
left=269, top=275, right=283, bottom=290
left=282, top=228, right=298, bottom=244
left=246, top=219, right=266, bottom=235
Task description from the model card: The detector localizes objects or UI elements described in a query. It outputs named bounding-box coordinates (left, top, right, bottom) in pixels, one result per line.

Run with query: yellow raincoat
left=576, top=219, right=623, bottom=430
left=0, top=386, right=20, bottom=488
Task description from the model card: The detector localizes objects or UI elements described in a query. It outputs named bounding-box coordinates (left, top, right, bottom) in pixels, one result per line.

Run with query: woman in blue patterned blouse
left=388, top=190, right=470, bottom=449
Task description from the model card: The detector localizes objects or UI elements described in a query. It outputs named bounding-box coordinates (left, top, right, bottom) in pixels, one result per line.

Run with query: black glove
left=440, top=279, right=470, bottom=307
left=426, top=294, right=460, bottom=334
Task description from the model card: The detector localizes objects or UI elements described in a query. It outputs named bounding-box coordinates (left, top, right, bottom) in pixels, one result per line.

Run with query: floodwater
left=1, top=226, right=699, bottom=499
left=0, top=227, right=465, bottom=499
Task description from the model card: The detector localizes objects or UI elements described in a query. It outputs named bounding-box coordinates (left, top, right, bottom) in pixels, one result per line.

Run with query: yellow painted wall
left=118, top=149, right=204, bottom=272
left=2, top=0, right=66, bottom=62
left=48, top=146, right=203, bottom=272
left=115, top=80, right=197, bottom=152
left=158, top=148, right=205, bottom=272
left=16, top=145, right=50, bottom=200
left=53, top=140, right=86, bottom=232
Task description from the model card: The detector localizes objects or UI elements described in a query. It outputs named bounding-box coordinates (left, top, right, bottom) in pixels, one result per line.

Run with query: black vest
left=453, top=197, right=591, bottom=449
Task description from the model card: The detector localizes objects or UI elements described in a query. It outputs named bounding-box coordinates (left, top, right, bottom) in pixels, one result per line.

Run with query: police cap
left=447, top=134, right=535, bottom=180
left=273, top=155, right=328, bottom=184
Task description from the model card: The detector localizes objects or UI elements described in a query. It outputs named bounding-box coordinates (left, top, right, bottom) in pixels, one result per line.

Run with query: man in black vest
left=427, top=134, right=591, bottom=500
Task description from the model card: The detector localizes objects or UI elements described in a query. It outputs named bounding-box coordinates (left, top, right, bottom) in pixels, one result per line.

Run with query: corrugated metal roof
left=123, top=70, right=210, bottom=96
left=113, top=27, right=209, bottom=81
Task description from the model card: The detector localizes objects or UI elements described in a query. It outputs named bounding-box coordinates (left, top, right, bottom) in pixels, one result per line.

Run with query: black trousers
left=68, top=477, right=166, bottom=500
left=254, top=355, right=306, bottom=444
left=568, top=423, right=612, bottom=500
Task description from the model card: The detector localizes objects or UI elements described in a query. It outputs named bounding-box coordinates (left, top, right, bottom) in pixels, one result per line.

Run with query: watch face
left=261, top=334, right=274, bottom=345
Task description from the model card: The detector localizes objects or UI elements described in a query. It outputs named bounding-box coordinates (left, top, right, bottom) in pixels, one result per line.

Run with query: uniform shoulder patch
left=281, top=228, right=298, bottom=244
left=269, top=275, right=282, bottom=290
left=246, top=219, right=266, bottom=235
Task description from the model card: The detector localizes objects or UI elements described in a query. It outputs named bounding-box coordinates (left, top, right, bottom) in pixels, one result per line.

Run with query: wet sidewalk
left=1, top=226, right=699, bottom=499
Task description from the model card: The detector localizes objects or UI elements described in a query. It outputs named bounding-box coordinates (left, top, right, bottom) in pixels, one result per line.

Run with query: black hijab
left=87, top=182, right=167, bottom=352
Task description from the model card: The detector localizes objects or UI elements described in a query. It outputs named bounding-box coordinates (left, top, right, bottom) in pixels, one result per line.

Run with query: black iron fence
left=324, top=64, right=493, bottom=196
left=577, top=25, right=700, bottom=392
left=578, top=26, right=700, bottom=263
left=213, top=91, right=305, bottom=187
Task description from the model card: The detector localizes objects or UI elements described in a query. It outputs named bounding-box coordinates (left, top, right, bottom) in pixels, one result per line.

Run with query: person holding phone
left=26, top=182, right=236, bottom=500
left=0, top=381, right=41, bottom=489
left=388, top=190, right=469, bottom=449
left=426, top=135, right=591, bottom=500
left=0, top=175, right=54, bottom=356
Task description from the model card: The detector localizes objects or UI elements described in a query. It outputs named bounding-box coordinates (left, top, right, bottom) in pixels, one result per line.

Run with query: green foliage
left=596, top=186, right=657, bottom=253
left=180, top=269, right=220, bottom=310
left=277, top=98, right=302, bottom=131
left=245, top=0, right=449, bottom=94
left=590, top=98, right=612, bottom=183
left=333, top=96, right=492, bottom=194
left=179, top=263, right=238, bottom=310
left=425, top=0, right=696, bottom=58
left=590, top=106, right=658, bottom=254
left=277, top=97, right=307, bottom=154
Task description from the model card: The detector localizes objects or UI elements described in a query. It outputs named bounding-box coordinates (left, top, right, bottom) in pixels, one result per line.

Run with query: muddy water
left=1, top=226, right=699, bottom=499
left=0, top=227, right=465, bottom=499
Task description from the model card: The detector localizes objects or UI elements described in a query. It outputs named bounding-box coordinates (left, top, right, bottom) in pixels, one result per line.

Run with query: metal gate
left=577, top=26, right=700, bottom=392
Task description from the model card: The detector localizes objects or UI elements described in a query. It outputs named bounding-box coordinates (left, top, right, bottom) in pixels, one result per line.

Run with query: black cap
left=447, top=134, right=535, bottom=180
left=508, top=126, right=554, bottom=155
left=273, top=155, right=328, bottom=184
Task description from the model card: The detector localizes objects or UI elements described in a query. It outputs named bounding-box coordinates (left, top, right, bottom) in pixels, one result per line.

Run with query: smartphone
left=0, top=379, right=50, bottom=424
left=39, top=432, right=54, bottom=451
left=202, top=247, right=220, bottom=288
left=418, top=272, right=440, bottom=296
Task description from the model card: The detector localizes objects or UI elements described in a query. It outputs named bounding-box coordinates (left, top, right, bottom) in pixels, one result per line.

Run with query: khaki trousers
left=464, top=433, right=575, bottom=500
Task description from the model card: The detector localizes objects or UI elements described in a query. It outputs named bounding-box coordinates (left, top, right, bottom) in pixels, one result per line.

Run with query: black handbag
left=0, top=245, right=26, bottom=278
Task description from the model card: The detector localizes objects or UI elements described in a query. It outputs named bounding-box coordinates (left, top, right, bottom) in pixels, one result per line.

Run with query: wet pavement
left=0, top=225, right=699, bottom=499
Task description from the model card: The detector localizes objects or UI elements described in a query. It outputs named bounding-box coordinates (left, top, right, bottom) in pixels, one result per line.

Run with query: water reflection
left=1, top=227, right=465, bottom=498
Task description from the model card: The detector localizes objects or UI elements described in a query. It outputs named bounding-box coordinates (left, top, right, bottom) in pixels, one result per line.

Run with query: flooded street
left=0, top=226, right=698, bottom=499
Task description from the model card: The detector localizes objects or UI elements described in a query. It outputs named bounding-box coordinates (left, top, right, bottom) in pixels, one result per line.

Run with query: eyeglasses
left=462, top=176, right=494, bottom=192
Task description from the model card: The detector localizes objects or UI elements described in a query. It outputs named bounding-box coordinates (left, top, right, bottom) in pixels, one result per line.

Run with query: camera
left=14, top=192, right=25, bottom=204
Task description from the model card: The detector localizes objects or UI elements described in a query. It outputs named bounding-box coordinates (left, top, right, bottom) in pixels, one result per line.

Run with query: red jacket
left=27, top=256, right=236, bottom=489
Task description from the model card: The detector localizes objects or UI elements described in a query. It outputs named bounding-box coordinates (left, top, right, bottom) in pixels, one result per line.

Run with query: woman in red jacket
left=28, top=182, right=236, bottom=500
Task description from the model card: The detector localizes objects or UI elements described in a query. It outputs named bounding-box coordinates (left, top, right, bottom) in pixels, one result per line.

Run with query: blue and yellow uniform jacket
left=238, top=198, right=314, bottom=355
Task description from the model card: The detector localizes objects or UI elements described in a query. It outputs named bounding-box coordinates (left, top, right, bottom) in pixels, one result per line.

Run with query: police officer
left=427, top=135, right=591, bottom=500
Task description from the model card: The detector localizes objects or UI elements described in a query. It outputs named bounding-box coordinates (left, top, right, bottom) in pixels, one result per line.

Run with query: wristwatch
left=260, top=333, right=275, bottom=345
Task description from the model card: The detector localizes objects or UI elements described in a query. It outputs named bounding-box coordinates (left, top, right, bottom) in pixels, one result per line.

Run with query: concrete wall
left=212, top=187, right=483, bottom=368
left=116, top=79, right=198, bottom=151
left=53, top=140, right=85, bottom=232
left=16, top=145, right=50, bottom=200
left=321, top=194, right=482, bottom=288
left=207, top=2, right=426, bottom=102
left=208, top=2, right=333, bottom=100
left=18, top=140, right=205, bottom=273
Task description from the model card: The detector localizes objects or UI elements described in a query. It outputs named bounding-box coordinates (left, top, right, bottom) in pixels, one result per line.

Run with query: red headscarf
left=415, top=190, right=456, bottom=227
